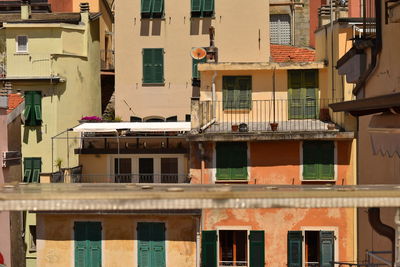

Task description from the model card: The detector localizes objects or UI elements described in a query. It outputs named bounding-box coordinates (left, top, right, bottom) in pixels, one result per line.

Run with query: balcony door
left=161, top=158, right=178, bottom=183
left=288, top=70, right=319, bottom=119
left=114, top=158, right=132, bottom=183
left=139, top=158, right=154, bottom=183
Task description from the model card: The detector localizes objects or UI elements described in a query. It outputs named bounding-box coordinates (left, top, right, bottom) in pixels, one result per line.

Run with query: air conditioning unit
left=2, top=151, right=21, bottom=167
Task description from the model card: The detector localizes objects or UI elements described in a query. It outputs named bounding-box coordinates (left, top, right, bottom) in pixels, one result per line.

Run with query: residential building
left=0, top=92, right=24, bottom=267
left=331, top=0, right=400, bottom=264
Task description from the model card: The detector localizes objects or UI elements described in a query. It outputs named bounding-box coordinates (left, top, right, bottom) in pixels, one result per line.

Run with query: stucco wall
left=36, top=214, right=198, bottom=267
left=115, top=0, right=269, bottom=121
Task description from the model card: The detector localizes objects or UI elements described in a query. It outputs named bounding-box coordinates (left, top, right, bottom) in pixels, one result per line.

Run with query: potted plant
left=79, top=116, right=102, bottom=123
left=270, top=122, right=278, bottom=131
left=231, top=124, right=239, bottom=132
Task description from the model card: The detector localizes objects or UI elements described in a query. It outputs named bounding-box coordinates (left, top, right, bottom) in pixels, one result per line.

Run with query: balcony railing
left=219, top=261, right=247, bottom=267
left=198, top=99, right=345, bottom=133
left=56, top=173, right=190, bottom=184
left=100, top=49, right=114, bottom=71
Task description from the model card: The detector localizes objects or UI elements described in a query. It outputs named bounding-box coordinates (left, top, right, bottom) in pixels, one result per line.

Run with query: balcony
left=100, top=49, right=114, bottom=71
left=52, top=173, right=190, bottom=184
left=195, top=99, right=346, bottom=134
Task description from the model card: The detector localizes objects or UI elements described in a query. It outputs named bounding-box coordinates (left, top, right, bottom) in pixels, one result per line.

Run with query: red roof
left=7, top=94, right=23, bottom=114
left=270, top=44, right=316, bottom=63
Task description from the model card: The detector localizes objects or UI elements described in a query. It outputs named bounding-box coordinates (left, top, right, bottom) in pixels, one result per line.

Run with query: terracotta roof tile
left=7, top=94, right=23, bottom=114
left=270, top=44, right=316, bottom=63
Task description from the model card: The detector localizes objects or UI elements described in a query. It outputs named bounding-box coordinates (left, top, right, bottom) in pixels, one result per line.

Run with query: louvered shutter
left=23, top=158, right=33, bottom=183
left=191, top=0, right=202, bottom=12
left=303, top=142, right=319, bottom=180
left=216, top=143, right=231, bottom=179
left=238, top=77, right=251, bottom=109
left=143, top=49, right=154, bottom=84
left=270, top=14, right=291, bottom=45
left=33, top=91, right=42, bottom=122
left=201, top=231, right=217, bottom=267
left=24, top=92, right=32, bottom=125
left=288, top=231, right=302, bottom=267
left=138, top=223, right=152, bottom=267
left=141, top=0, right=152, bottom=13
left=230, top=142, right=248, bottom=180
left=320, top=231, right=334, bottom=267
left=319, top=142, right=334, bottom=180
left=153, top=49, right=164, bottom=83
left=152, top=223, right=166, bottom=267
left=74, top=222, right=88, bottom=267
left=32, top=158, right=41, bottom=183
left=202, top=0, right=214, bottom=12
left=288, top=71, right=303, bottom=119
left=223, top=76, right=236, bottom=109
left=88, top=222, right=102, bottom=267
left=152, top=0, right=163, bottom=14
left=249, top=231, right=265, bottom=267
left=192, top=57, right=206, bottom=79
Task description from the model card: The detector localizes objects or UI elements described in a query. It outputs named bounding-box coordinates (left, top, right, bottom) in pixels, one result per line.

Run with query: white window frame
left=16, top=35, right=28, bottom=53
left=299, top=141, right=338, bottom=182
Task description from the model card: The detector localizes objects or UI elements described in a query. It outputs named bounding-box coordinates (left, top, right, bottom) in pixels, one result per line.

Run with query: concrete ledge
left=187, top=131, right=355, bottom=141
left=198, top=61, right=325, bottom=71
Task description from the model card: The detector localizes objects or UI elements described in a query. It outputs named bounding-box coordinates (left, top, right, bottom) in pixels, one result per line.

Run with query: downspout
left=352, top=0, right=382, bottom=96
left=200, top=71, right=218, bottom=132
left=368, top=208, right=395, bottom=265
left=330, top=0, right=335, bottom=99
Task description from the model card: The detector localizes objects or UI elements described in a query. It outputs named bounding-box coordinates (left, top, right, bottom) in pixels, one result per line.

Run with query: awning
left=329, top=92, right=400, bottom=116
left=73, top=122, right=192, bottom=133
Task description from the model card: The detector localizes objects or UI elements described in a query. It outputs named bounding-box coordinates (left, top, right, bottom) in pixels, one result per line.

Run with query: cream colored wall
left=37, top=214, right=198, bottom=267
left=6, top=20, right=101, bottom=173
left=115, top=0, right=269, bottom=121
left=72, top=0, right=100, bottom=12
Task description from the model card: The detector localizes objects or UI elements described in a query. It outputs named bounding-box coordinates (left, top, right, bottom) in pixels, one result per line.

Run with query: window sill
left=15, top=52, right=29, bottom=55
left=301, top=180, right=336, bottom=184
left=215, top=180, right=248, bottom=184
left=142, top=83, right=165, bottom=87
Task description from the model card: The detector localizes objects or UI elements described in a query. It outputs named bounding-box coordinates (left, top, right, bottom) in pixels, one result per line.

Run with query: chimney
left=80, top=2, right=90, bottom=23
left=21, top=0, right=31, bottom=20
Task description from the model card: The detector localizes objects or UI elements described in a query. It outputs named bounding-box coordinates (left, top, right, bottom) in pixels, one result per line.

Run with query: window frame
left=16, top=35, right=28, bottom=53
left=142, top=48, right=165, bottom=85
left=218, top=229, right=249, bottom=267
left=270, top=14, right=292, bottom=45
left=300, top=141, right=337, bottom=182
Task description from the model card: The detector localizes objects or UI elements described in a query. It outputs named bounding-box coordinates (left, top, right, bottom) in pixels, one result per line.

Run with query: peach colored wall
left=37, top=214, right=198, bottom=267
left=203, top=207, right=355, bottom=267
left=190, top=140, right=355, bottom=185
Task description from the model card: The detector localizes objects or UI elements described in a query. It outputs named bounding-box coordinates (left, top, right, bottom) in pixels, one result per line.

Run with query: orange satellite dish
left=191, top=47, right=207, bottom=60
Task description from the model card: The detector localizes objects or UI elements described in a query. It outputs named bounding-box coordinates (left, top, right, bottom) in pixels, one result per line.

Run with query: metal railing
left=59, top=173, right=190, bottom=184
left=305, top=262, right=320, bottom=267
left=198, top=99, right=346, bottom=133
left=219, top=261, right=247, bottom=267
left=100, top=49, right=114, bottom=70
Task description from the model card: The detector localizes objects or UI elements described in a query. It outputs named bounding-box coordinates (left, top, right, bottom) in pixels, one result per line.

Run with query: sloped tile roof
left=270, top=44, right=316, bottom=63
left=7, top=93, right=23, bottom=114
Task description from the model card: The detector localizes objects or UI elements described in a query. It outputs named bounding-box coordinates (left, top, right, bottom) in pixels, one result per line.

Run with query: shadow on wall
left=190, top=18, right=212, bottom=35
left=140, top=19, right=162, bottom=36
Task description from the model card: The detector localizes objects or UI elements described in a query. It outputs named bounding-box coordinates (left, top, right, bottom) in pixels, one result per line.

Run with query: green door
left=288, top=70, right=318, bottom=119
left=201, top=231, right=217, bottom=267
left=138, top=222, right=166, bottom=267
left=74, top=222, right=102, bottom=267
left=287, top=231, right=303, bottom=267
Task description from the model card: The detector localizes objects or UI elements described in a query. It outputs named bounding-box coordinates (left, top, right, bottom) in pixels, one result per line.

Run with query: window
left=288, top=70, right=318, bottom=119
left=16, top=35, right=28, bottom=53
left=139, top=158, right=154, bottom=183
left=216, top=142, right=247, bottom=180
left=193, top=57, right=207, bottom=79
left=24, top=91, right=42, bottom=126
left=191, top=0, right=214, bottom=17
left=288, top=231, right=334, bottom=267
left=201, top=230, right=265, bottom=267
left=114, top=158, right=132, bottom=183
left=302, top=141, right=335, bottom=181
left=223, top=76, right=252, bottom=110
left=74, top=222, right=102, bottom=267
left=23, top=157, right=41, bottom=183
left=29, top=225, right=37, bottom=252
left=141, top=0, right=164, bottom=18
left=270, top=14, right=291, bottom=45
left=137, top=222, right=166, bottom=267
left=161, top=158, right=178, bottom=183
left=143, top=48, right=164, bottom=84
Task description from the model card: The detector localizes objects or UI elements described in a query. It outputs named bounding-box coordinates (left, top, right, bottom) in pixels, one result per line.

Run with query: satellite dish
left=191, top=47, right=207, bottom=60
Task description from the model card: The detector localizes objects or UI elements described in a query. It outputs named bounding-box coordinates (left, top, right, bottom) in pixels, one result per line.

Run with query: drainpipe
left=352, top=0, right=382, bottom=96
left=368, top=208, right=395, bottom=265
left=272, top=67, right=276, bottom=123
left=330, top=0, right=335, bottom=99
left=200, top=71, right=218, bottom=132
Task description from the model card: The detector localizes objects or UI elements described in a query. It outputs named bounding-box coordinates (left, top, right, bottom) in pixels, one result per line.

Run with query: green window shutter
left=320, top=231, right=334, bottom=267
left=192, top=57, right=206, bottom=79
left=87, top=222, right=102, bottom=267
left=191, top=0, right=202, bottom=12
left=24, top=92, right=33, bottom=125
left=141, top=0, right=152, bottom=13
left=223, top=76, right=236, bottom=109
left=201, top=231, right=217, bottom=267
left=249, top=231, right=265, bottom=267
left=151, top=223, right=166, bottom=267
left=138, top=223, right=152, bottom=267
left=304, top=69, right=318, bottom=88
left=153, top=49, right=164, bottom=84
left=288, top=71, right=303, bottom=119
left=23, top=158, right=33, bottom=183
left=74, top=222, right=88, bottom=267
left=319, top=142, right=334, bottom=180
left=33, top=92, right=42, bottom=123
left=238, top=77, right=252, bottom=109
left=216, top=143, right=231, bottom=179
left=288, top=231, right=302, bottom=267
left=303, top=141, right=319, bottom=180
left=202, top=0, right=214, bottom=13
left=143, top=49, right=154, bottom=84
left=31, top=158, right=41, bottom=183
left=230, top=142, right=248, bottom=179
left=288, top=70, right=302, bottom=89
left=152, top=0, right=164, bottom=14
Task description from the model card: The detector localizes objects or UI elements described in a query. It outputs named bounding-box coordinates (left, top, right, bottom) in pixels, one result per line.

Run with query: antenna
left=191, top=47, right=207, bottom=60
